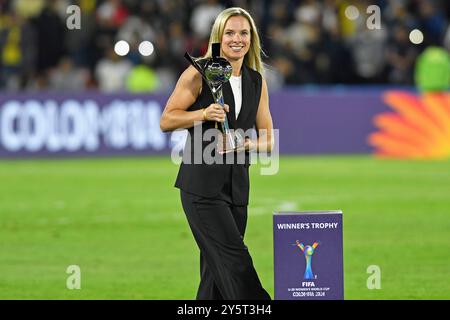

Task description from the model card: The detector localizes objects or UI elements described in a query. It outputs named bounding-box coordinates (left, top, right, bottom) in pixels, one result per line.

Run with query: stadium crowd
left=0, top=0, right=449, bottom=92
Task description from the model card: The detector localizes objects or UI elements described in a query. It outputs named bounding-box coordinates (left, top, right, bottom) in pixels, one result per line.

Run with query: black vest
left=174, top=64, right=262, bottom=205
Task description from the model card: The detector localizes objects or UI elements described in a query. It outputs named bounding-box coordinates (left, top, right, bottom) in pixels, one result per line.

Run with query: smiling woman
left=160, top=7, right=273, bottom=300
left=221, top=16, right=251, bottom=73
left=205, top=8, right=265, bottom=77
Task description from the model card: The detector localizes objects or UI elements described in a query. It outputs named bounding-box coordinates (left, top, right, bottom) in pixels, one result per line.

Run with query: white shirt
left=229, top=75, right=242, bottom=119
left=95, top=59, right=132, bottom=92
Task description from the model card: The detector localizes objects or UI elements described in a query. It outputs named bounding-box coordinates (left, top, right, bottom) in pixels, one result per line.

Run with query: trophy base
left=216, top=131, right=245, bottom=154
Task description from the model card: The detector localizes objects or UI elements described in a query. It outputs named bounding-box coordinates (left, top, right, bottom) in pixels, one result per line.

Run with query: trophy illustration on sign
left=296, top=240, right=320, bottom=280
left=184, top=43, right=244, bottom=153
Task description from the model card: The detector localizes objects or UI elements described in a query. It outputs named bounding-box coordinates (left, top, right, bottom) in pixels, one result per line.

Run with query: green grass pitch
left=0, top=155, right=449, bottom=299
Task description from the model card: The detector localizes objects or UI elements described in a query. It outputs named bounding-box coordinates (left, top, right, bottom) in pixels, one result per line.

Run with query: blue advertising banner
left=0, top=93, right=170, bottom=158
left=0, top=88, right=395, bottom=157
left=273, top=211, right=344, bottom=300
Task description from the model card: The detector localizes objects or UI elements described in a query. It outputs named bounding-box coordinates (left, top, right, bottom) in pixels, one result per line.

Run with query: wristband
left=202, top=108, right=207, bottom=121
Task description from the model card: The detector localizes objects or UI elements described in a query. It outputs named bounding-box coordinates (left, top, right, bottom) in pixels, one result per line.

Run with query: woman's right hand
left=204, top=104, right=230, bottom=122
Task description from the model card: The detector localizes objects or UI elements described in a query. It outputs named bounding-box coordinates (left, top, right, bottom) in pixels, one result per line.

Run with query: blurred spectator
left=417, top=0, right=446, bottom=46
left=264, top=57, right=288, bottom=90
left=386, top=24, right=418, bottom=84
left=126, top=62, right=160, bottom=93
left=64, top=0, right=97, bottom=68
left=383, top=0, right=414, bottom=27
left=32, top=0, right=65, bottom=73
left=190, top=0, right=224, bottom=40
left=11, top=0, right=45, bottom=19
left=95, top=46, right=132, bottom=92
left=1, top=0, right=450, bottom=92
left=0, top=8, right=35, bottom=90
left=322, top=0, right=339, bottom=33
left=116, top=6, right=155, bottom=47
left=97, top=0, right=128, bottom=28
left=337, top=0, right=362, bottom=39
left=286, top=0, right=321, bottom=55
left=48, top=56, right=90, bottom=91
left=317, top=27, right=354, bottom=84
left=348, top=22, right=388, bottom=83
left=415, top=46, right=450, bottom=91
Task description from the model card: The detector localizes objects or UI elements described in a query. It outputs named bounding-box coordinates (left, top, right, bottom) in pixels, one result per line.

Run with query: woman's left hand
left=217, top=137, right=255, bottom=154
left=234, top=138, right=255, bottom=153
left=243, top=138, right=256, bottom=152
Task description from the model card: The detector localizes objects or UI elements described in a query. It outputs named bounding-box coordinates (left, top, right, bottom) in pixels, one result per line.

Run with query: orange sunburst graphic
left=368, top=91, right=450, bottom=159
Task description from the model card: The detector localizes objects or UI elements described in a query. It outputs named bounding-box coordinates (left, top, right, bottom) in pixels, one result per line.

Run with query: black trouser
left=180, top=190, right=271, bottom=300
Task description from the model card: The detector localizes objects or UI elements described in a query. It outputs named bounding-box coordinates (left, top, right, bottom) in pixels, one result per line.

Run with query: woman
left=160, top=7, right=274, bottom=300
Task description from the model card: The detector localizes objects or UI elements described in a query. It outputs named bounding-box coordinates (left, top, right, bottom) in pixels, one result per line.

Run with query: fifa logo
left=296, top=240, right=320, bottom=280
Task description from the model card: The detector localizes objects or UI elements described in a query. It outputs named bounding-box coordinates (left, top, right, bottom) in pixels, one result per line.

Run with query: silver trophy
left=185, top=43, right=244, bottom=153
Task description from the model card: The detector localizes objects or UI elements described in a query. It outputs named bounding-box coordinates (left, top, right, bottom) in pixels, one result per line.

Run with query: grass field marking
left=249, top=201, right=298, bottom=216
left=276, top=201, right=298, bottom=212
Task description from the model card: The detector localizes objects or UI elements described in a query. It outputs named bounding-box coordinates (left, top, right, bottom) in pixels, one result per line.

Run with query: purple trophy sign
left=273, top=211, right=344, bottom=300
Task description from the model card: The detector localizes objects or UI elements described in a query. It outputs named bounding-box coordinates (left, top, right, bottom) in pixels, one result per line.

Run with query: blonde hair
left=204, top=7, right=265, bottom=75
